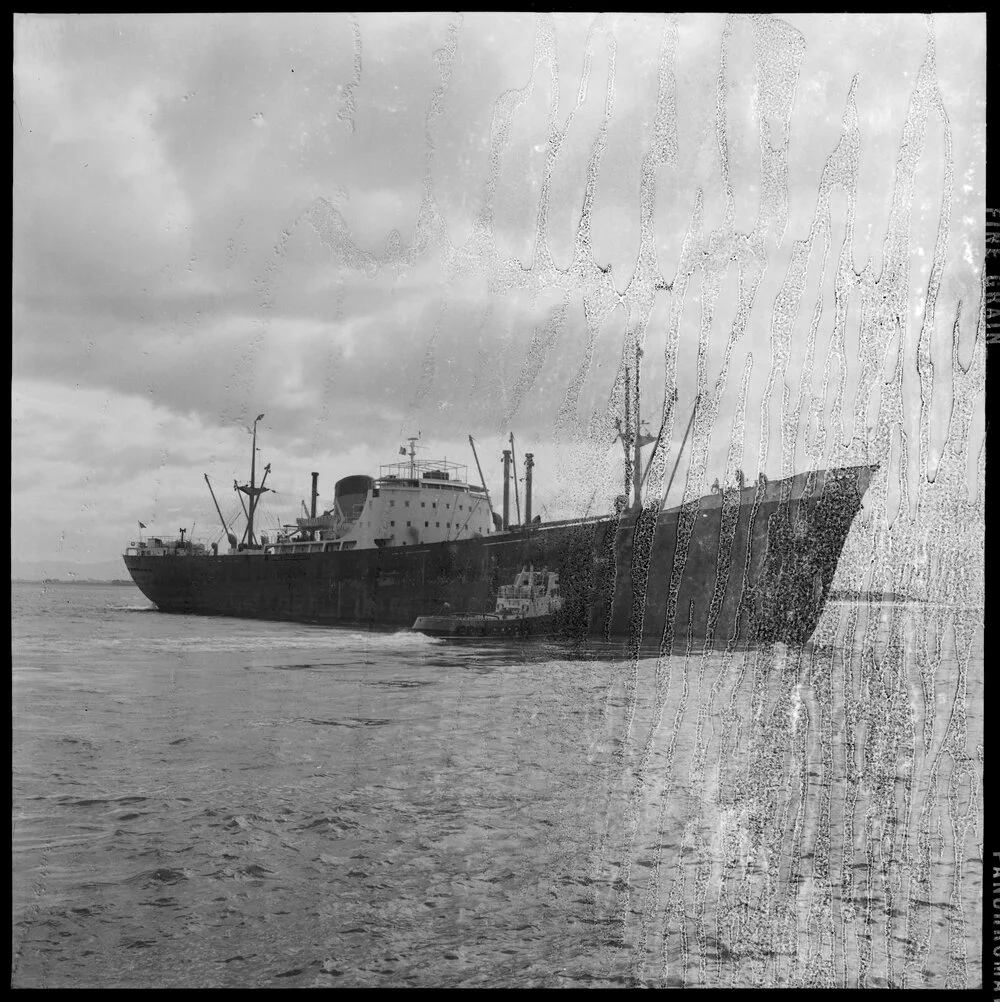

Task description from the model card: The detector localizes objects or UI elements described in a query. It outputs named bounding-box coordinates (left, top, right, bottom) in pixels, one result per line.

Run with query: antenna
left=403, top=434, right=428, bottom=479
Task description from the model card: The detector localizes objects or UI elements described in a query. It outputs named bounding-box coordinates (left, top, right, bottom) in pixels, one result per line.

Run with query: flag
left=399, top=446, right=407, bottom=455
left=138, top=521, right=146, bottom=529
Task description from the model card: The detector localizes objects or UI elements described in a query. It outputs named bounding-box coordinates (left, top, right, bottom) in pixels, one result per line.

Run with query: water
left=11, top=582, right=982, bottom=988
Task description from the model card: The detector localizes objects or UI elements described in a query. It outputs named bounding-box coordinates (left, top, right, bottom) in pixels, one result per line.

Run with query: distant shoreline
left=11, top=578, right=137, bottom=586
left=828, top=590, right=922, bottom=603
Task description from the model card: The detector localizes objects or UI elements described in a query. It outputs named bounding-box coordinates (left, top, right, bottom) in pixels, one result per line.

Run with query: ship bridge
left=370, top=455, right=492, bottom=547
left=377, top=456, right=470, bottom=489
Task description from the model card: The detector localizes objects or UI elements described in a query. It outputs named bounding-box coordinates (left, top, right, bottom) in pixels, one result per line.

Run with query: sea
left=11, top=580, right=983, bottom=989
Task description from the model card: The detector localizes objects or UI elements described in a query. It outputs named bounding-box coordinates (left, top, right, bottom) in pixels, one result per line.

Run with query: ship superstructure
left=272, top=438, right=493, bottom=555
left=494, top=567, right=562, bottom=618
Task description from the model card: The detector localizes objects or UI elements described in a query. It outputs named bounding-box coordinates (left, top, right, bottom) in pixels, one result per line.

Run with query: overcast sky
left=12, top=13, right=985, bottom=568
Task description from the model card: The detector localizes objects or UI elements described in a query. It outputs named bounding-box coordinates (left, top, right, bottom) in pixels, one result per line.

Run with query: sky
left=12, top=12, right=985, bottom=572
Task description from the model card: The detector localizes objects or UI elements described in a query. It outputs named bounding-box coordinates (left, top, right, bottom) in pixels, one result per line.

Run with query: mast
left=524, top=452, right=534, bottom=523
left=621, top=366, right=634, bottom=509
left=237, top=413, right=268, bottom=547
left=632, top=350, right=643, bottom=512
left=406, top=435, right=419, bottom=479
left=249, top=415, right=260, bottom=545
left=253, top=463, right=272, bottom=540
left=509, top=432, right=521, bottom=525
left=501, top=449, right=512, bottom=530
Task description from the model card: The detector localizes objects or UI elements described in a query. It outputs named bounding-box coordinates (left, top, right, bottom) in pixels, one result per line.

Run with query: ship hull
left=123, top=466, right=875, bottom=650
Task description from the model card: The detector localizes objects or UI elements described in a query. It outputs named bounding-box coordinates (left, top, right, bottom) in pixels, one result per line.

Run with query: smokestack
left=524, top=453, right=534, bottom=524
left=502, top=450, right=512, bottom=530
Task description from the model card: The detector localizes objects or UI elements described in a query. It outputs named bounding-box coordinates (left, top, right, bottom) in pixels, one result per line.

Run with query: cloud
left=12, top=13, right=986, bottom=567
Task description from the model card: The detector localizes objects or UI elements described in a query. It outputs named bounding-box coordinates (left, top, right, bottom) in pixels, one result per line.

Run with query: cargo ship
left=123, top=410, right=877, bottom=650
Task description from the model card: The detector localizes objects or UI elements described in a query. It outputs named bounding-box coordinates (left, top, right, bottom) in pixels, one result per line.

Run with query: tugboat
left=412, top=566, right=564, bottom=639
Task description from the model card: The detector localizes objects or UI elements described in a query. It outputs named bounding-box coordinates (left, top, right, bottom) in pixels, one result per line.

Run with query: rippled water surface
left=12, top=582, right=983, bottom=988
